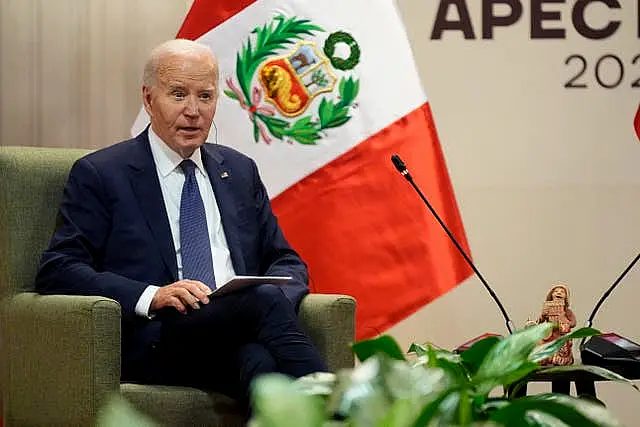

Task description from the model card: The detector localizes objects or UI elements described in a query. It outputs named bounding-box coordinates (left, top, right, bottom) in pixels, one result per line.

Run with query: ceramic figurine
left=532, top=284, right=577, bottom=365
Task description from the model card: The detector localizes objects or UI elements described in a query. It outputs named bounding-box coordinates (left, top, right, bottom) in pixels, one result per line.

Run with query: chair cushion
left=120, top=383, right=247, bottom=427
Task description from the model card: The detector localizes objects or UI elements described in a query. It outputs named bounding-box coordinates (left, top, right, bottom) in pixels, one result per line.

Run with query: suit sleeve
left=35, top=157, right=149, bottom=319
left=250, top=160, right=309, bottom=311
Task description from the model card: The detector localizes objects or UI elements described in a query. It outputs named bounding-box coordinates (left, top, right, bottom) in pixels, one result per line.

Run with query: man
left=35, top=39, right=327, bottom=404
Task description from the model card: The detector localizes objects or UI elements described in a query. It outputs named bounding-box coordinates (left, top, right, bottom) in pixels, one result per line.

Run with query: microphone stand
left=584, top=252, right=640, bottom=330
left=391, top=154, right=514, bottom=335
left=580, top=251, right=640, bottom=350
left=575, top=252, right=640, bottom=399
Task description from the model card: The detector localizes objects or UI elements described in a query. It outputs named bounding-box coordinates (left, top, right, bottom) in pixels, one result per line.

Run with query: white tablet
left=211, top=275, right=292, bottom=297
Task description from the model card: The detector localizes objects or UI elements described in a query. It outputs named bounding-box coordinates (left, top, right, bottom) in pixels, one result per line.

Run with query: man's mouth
left=178, top=126, right=200, bottom=132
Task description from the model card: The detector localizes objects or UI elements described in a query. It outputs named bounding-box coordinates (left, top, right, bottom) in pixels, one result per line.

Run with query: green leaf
left=253, top=119, right=260, bottom=142
left=474, top=323, right=554, bottom=395
left=410, top=391, right=455, bottom=427
left=337, top=77, right=360, bottom=108
left=238, top=39, right=254, bottom=101
left=530, top=328, right=600, bottom=363
left=352, top=335, right=406, bottom=362
left=408, top=343, right=428, bottom=357
left=284, top=116, right=321, bottom=145
left=436, top=390, right=463, bottom=425
left=288, top=116, right=316, bottom=132
left=375, top=398, right=422, bottom=427
left=310, top=77, right=360, bottom=133
left=324, top=115, right=351, bottom=129
left=235, top=52, right=247, bottom=99
left=488, top=394, right=624, bottom=427
left=433, top=349, right=463, bottom=364
left=478, top=398, right=511, bottom=418
left=258, top=114, right=288, bottom=140
left=523, top=411, right=573, bottom=426
left=318, top=98, right=335, bottom=128
left=498, top=361, right=540, bottom=391
left=426, top=343, right=439, bottom=368
left=252, top=373, right=325, bottom=427
left=412, top=346, right=466, bottom=387
left=331, top=105, right=350, bottom=118
left=294, top=372, right=337, bottom=397
left=536, top=364, right=640, bottom=392
left=289, top=132, right=321, bottom=145
left=338, top=77, right=345, bottom=96
left=318, top=92, right=354, bottom=130
left=329, top=356, right=454, bottom=425
left=223, top=89, right=239, bottom=101
left=328, top=357, right=393, bottom=425
left=460, top=335, right=502, bottom=375
left=96, top=394, right=159, bottom=427
left=425, top=353, right=471, bottom=387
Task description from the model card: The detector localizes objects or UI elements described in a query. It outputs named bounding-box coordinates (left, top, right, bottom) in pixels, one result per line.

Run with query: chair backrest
left=0, top=146, right=91, bottom=297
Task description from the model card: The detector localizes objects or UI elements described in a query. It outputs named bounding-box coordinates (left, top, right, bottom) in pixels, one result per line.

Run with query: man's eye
left=200, top=93, right=211, bottom=100
left=173, top=92, right=185, bottom=99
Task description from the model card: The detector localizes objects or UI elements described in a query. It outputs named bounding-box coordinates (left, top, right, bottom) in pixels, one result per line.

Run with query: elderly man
left=35, top=39, right=327, bottom=405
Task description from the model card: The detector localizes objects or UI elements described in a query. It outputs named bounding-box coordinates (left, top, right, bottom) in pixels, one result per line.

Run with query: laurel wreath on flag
left=224, top=16, right=360, bottom=145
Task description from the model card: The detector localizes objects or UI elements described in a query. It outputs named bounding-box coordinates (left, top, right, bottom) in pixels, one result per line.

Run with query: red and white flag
left=133, top=0, right=473, bottom=339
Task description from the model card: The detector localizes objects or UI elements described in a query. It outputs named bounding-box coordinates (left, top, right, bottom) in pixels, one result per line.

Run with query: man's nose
left=184, top=96, right=199, bottom=117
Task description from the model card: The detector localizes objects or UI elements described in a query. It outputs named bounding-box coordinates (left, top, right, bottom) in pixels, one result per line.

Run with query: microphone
left=391, top=154, right=515, bottom=336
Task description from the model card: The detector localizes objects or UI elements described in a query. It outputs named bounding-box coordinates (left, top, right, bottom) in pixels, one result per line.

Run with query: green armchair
left=0, top=146, right=356, bottom=426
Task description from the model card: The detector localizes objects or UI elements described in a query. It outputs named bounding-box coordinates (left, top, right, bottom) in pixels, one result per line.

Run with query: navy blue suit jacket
left=35, top=130, right=309, bottom=367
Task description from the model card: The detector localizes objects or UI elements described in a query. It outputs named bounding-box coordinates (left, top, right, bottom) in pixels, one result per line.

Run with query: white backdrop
left=391, top=1, right=640, bottom=421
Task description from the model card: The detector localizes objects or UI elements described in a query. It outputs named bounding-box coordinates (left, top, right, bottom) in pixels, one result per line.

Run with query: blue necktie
left=179, top=159, right=216, bottom=289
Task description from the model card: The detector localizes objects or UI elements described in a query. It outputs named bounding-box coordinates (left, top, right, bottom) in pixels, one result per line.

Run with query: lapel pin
left=220, top=171, right=230, bottom=179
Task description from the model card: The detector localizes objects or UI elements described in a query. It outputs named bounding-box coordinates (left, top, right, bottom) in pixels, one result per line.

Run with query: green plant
left=250, top=323, right=638, bottom=426
left=96, top=394, right=159, bottom=427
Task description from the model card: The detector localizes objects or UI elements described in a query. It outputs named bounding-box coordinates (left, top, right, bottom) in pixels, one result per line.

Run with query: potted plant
left=250, top=323, right=638, bottom=426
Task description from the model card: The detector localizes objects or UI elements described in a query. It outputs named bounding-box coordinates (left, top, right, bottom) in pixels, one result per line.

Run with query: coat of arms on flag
left=223, top=16, right=360, bottom=146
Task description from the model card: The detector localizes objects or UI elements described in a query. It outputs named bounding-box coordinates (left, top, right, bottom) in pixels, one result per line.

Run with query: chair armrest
left=298, top=294, right=356, bottom=372
left=1, top=292, right=121, bottom=426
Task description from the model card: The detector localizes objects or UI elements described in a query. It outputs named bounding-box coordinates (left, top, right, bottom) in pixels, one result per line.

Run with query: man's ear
left=142, top=85, right=153, bottom=116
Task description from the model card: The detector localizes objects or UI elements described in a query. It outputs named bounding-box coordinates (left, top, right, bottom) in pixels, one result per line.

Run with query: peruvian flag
left=132, top=0, right=473, bottom=339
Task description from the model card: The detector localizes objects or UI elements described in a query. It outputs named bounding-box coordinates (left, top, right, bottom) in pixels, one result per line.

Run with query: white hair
left=142, top=39, right=218, bottom=87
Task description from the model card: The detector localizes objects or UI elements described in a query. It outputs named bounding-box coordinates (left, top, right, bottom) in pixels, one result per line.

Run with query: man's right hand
left=150, top=280, right=213, bottom=314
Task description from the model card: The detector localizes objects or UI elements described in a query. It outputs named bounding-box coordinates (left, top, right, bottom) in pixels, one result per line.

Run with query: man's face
left=143, top=52, right=218, bottom=158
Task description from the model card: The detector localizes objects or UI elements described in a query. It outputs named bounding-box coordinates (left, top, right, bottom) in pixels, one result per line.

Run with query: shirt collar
left=148, top=126, right=206, bottom=178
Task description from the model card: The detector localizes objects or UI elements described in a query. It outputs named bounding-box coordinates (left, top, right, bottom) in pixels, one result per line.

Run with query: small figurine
left=531, top=284, right=577, bottom=365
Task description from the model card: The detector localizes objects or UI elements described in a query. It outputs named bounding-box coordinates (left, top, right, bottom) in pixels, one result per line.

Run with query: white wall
left=391, top=0, right=640, bottom=421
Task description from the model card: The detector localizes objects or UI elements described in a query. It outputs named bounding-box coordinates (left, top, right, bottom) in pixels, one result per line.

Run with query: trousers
left=135, top=284, right=327, bottom=405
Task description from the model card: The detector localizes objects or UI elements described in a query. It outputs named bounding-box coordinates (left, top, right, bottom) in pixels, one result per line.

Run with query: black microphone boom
left=391, top=154, right=514, bottom=334
left=579, top=251, right=640, bottom=350
left=585, top=252, right=640, bottom=330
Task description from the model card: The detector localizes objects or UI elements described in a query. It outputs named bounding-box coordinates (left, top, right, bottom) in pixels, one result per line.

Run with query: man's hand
left=150, top=280, right=213, bottom=314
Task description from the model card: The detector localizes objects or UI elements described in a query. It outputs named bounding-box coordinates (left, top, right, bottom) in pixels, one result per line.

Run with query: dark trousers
left=139, top=284, right=328, bottom=405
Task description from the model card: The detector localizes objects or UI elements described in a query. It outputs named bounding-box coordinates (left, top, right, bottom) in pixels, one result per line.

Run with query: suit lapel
left=127, top=131, right=178, bottom=281
left=201, top=144, right=247, bottom=274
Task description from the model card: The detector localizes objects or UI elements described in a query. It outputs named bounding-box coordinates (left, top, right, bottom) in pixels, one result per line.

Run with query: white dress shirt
left=134, top=127, right=236, bottom=317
